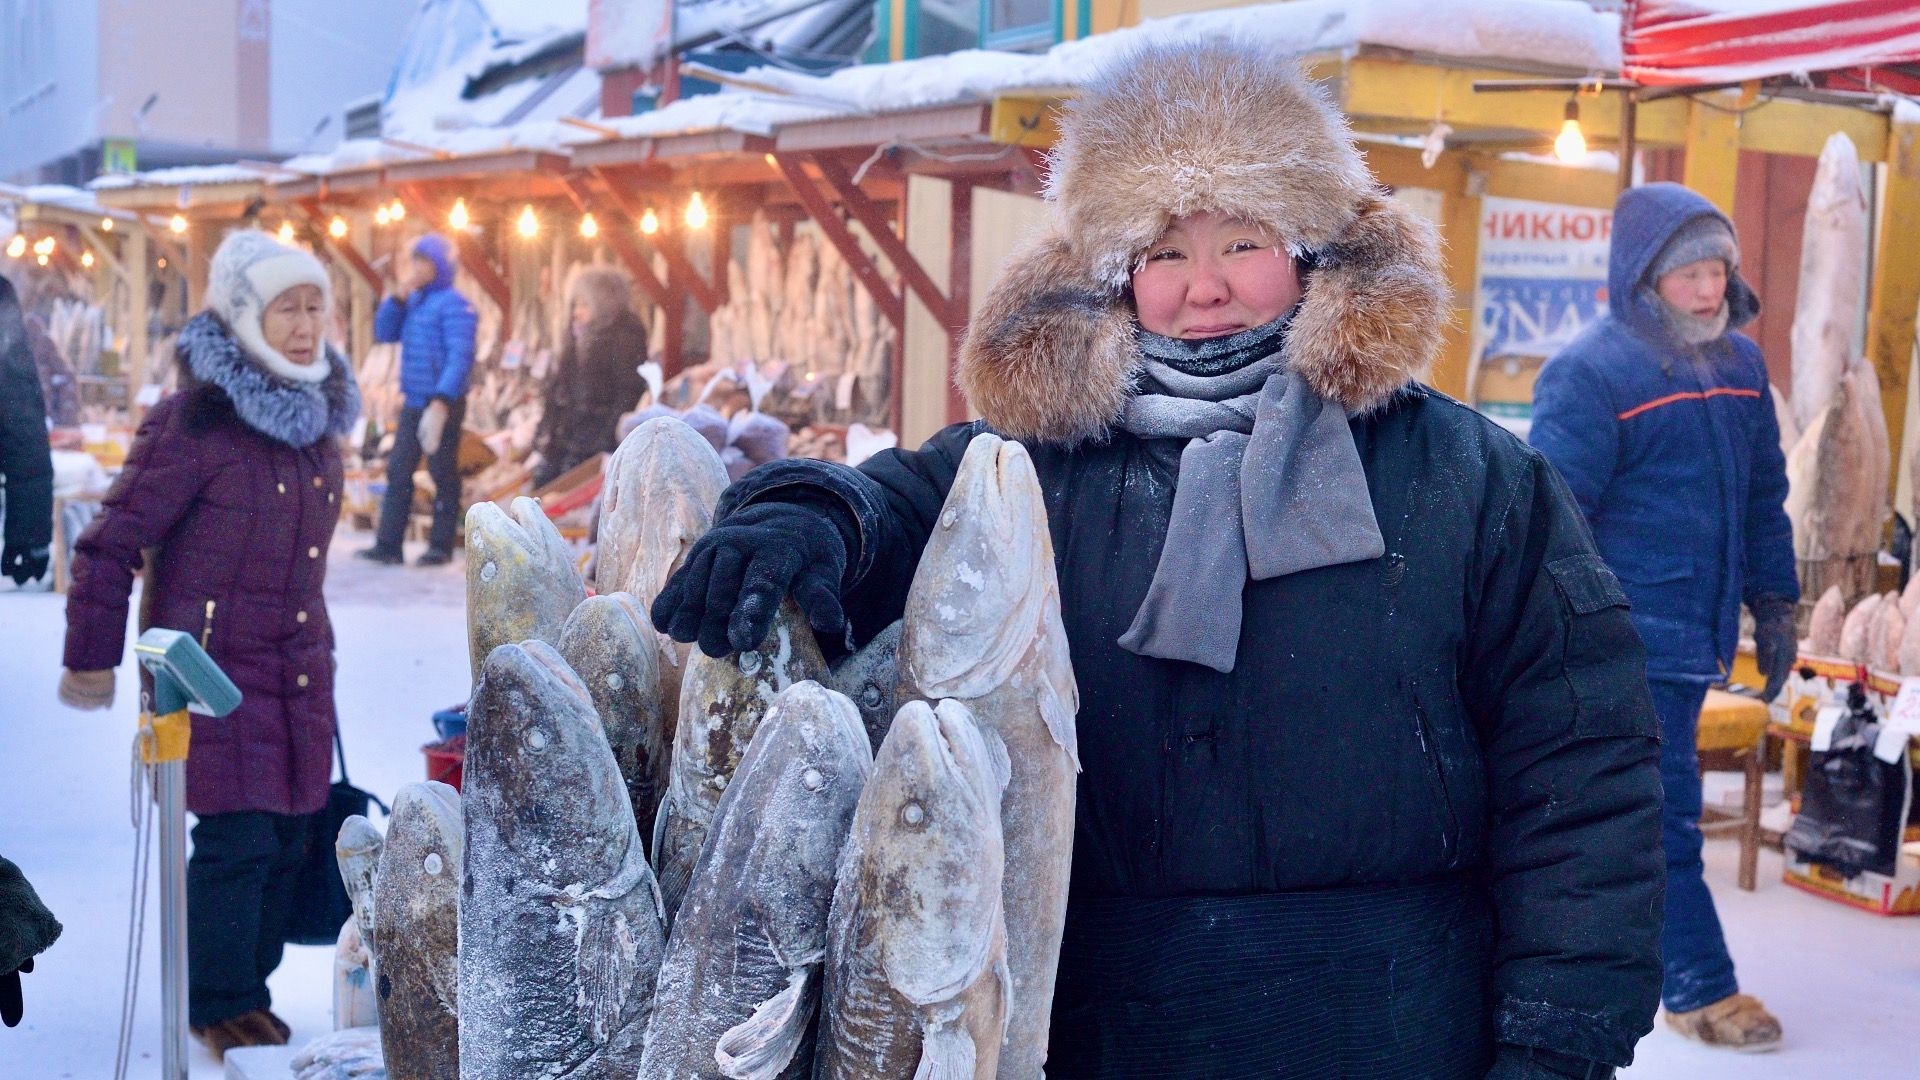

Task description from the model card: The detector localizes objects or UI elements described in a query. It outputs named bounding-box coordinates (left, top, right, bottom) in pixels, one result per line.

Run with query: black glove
left=1, top=957, right=31, bottom=1028
left=1750, top=593, right=1798, bottom=704
left=1486, top=1044, right=1614, bottom=1080
left=2, top=543, right=49, bottom=586
left=651, top=498, right=852, bottom=658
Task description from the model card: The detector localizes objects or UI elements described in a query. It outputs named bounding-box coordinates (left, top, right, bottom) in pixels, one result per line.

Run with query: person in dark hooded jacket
left=532, top=265, right=649, bottom=487
left=1531, top=183, right=1796, bottom=1052
left=0, top=274, right=53, bottom=587
left=60, top=230, right=359, bottom=1057
left=651, top=43, right=1663, bottom=1080
left=361, top=233, right=476, bottom=566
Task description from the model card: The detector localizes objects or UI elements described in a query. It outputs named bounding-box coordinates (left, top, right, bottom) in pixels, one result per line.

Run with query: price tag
left=1811, top=705, right=1843, bottom=753
left=1886, top=679, right=1920, bottom=736
left=1873, top=726, right=1911, bottom=765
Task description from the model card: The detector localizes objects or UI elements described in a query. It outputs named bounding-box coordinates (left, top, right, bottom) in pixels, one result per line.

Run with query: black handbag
left=284, top=726, right=388, bottom=946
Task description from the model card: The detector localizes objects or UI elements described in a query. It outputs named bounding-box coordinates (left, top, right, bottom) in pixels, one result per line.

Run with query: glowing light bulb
left=278, top=222, right=296, bottom=243
left=685, top=192, right=708, bottom=230
left=33, top=237, right=54, bottom=256
left=639, top=208, right=659, bottom=236
left=328, top=216, right=349, bottom=239
left=389, top=199, right=406, bottom=221
left=1554, top=101, right=1586, bottom=163
left=82, top=251, right=95, bottom=268
left=157, top=257, right=168, bottom=269
left=375, top=206, right=391, bottom=226
left=449, top=198, right=469, bottom=230
left=579, top=212, right=598, bottom=239
left=517, top=204, right=539, bottom=238
left=36, top=254, right=48, bottom=266
left=7, top=236, right=26, bottom=258
left=169, top=214, right=188, bottom=234
left=100, top=217, right=114, bottom=232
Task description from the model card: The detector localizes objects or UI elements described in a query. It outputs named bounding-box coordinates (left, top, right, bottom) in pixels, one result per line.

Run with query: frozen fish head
left=464, top=497, right=586, bottom=679
left=905, top=433, right=1052, bottom=700
left=597, top=416, right=729, bottom=608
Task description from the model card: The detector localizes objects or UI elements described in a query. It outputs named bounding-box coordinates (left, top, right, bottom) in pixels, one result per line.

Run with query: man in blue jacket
left=1532, top=182, right=1796, bottom=1053
left=359, top=234, right=476, bottom=566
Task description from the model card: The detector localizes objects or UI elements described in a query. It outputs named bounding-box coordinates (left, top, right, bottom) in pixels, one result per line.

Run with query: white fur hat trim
left=207, top=230, right=333, bottom=384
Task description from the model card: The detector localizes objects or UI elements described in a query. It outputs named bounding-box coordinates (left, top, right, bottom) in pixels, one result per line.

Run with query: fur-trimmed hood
left=177, top=311, right=360, bottom=448
left=565, top=264, right=635, bottom=329
left=959, top=42, right=1448, bottom=445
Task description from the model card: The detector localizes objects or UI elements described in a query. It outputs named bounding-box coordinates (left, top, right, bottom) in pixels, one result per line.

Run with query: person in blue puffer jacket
left=359, top=233, right=476, bottom=566
left=1531, top=181, right=1796, bottom=1053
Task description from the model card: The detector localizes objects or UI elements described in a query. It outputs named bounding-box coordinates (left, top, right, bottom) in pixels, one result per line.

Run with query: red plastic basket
left=423, top=735, right=465, bottom=790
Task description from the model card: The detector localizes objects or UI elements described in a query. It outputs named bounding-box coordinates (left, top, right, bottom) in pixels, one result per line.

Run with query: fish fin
left=978, top=722, right=1012, bottom=796
left=1038, top=679, right=1081, bottom=773
left=912, top=1014, right=978, bottom=1080
left=574, top=903, right=638, bottom=1045
left=713, top=968, right=817, bottom=1080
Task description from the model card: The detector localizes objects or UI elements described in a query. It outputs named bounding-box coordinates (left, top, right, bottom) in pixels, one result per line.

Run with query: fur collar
left=177, top=312, right=360, bottom=448
left=958, top=194, right=1448, bottom=445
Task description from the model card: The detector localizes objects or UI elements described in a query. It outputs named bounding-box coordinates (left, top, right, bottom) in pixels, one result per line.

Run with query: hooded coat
left=720, top=44, right=1663, bottom=1075
left=0, top=277, right=53, bottom=565
left=64, top=313, right=360, bottom=816
left=534, top=266, right=649, bottom=481
left=374, top=235, right=477, bottom=408
left=1530, top=183, right=1797, bottom=682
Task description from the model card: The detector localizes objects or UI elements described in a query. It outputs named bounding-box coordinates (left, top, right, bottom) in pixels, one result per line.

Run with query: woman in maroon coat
left=59, top=230, right=358, bottom=1056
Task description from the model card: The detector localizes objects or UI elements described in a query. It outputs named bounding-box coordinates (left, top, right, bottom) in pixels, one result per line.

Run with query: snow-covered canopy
left=72, top=0, right=1642, bottom=199
left=698, top=0, right=1621, bottom=113
left=1624, top=0, right=1920, bottom=88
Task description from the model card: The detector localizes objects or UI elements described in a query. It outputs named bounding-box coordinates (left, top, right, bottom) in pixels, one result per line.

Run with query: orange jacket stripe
left=1616, top=386, right=1762, bottom=422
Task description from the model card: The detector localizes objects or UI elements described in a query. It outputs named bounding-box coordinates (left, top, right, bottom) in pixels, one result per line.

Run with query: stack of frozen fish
left=1802, top=576, right=1920, bottom=674
left=1780, top=133, right=1892, bottom=606
left=317, top=418, right=1080, bottom=1080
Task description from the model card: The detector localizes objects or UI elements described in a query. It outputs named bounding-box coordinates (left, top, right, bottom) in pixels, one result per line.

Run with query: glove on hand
left=417, top=399, right=450, bottom=456
left=1750, top=594, right=1798, bottom=704
left=1, top=957, right=33, bottom=1027
left=1486, top=1044, right=1613, bottom=1080
left=58, top=669, right=115, bottom=711
left=2, top=543, right=49, bottom=586
left=650, top=499, right=850, bottom=659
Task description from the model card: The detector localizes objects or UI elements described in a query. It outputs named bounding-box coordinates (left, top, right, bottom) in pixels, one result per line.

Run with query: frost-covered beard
left=1645, top=287, right=1730, bottom=347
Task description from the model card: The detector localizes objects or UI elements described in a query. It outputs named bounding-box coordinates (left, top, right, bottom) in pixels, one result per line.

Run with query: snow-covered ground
left=2, top=527, right=1915, bottom=1078
left=1, top=531, right=467, bottom=1080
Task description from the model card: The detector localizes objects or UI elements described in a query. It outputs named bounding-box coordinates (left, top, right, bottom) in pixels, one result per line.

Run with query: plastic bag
left=1785, top=684, right=1913, bottom=877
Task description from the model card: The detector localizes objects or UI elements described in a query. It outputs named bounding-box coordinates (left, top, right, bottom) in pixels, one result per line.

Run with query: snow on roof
left=700, top=0, right=1622, bottom=115
left=87, top=163, right=283, bottom=192
left=0, top=183, right=114, bottom=216
left=480, top=0, right=588, bottom=41
left=601, top=92, right=841, bottom=139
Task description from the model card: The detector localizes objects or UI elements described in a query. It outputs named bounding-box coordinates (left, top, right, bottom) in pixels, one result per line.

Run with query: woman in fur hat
left=654, top=43, right=1663, bottom=1079
left=58, top=229, right=359, bottom=1057
left=532, top=265, right=650, bottom=488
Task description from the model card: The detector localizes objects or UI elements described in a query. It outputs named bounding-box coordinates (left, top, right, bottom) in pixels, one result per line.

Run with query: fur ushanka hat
left=958, top=41, right=1449, bottom=444
left=206, top=229, right=334, bottom=384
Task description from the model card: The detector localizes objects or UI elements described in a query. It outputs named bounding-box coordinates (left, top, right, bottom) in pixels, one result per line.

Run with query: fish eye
left=739, top=651, right=763, bottom=675
left=479, top=560, right=498, bottom=583
left=605, top=672, right=623, bottom=691
left=900, top=801, right=926, bottom=827
left=859, top=684, right=883, bottom=708
left=939, top=508, right=960, bottom=530
left=525, top=727, right=549, bottom=752
left=424, top=853, right=443, bottom=876
left=802, top=767, right=826, bottom=792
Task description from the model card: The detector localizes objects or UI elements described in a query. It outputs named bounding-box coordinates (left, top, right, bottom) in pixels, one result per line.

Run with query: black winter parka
left=730, top=384, right=1664, bottom=1069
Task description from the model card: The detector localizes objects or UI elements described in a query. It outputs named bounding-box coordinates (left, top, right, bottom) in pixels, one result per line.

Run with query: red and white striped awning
left=1623, top=0, right=1920, bottom=93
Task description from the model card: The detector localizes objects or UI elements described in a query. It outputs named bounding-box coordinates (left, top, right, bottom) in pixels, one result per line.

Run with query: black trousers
left=376, top=398, right=465, bottom=554
left=186, top=812, right=306, bottom=1027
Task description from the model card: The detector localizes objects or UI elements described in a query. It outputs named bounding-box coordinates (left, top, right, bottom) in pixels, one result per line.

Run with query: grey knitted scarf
left=1116, top=317, right=1383, bottom=672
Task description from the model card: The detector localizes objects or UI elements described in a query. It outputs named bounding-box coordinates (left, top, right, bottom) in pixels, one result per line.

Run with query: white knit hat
left=206, top=229, right=333, bottom=383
